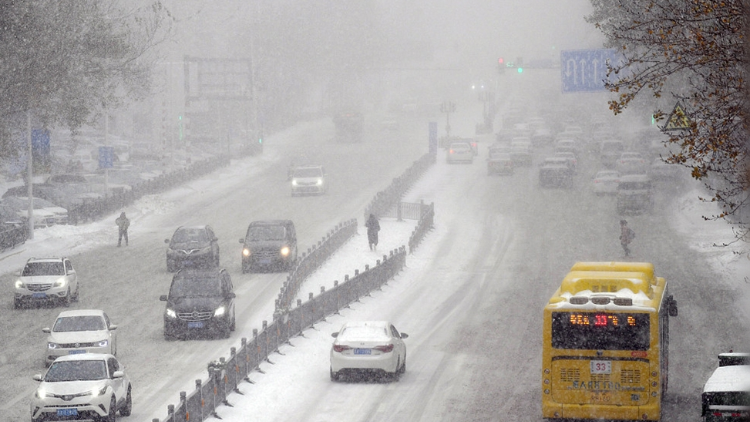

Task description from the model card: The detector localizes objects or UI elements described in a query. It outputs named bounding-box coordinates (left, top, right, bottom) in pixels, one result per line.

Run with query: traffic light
left=517, top=67, right=523, bottom=73
left=497, top=57, right=506, bottom=74
left=516, top=57, right=524, bottom=74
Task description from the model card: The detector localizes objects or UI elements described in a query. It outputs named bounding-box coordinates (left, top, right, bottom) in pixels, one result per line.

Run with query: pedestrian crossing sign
left=662, top=103, right=691, bottom=131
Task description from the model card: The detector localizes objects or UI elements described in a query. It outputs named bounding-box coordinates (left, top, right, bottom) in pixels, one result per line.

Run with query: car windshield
left=450, top=144, right=469, bottom=151
left=339, top=325, right=389, bottom=341
left=170, top=277, right=222, bottom=298
left=44, top=360, right=107, bottom=382
left=248, top=225, right=286, bottom=241
left=620, top=182, right=651, bottom=190
left=172, top=228, right=208, bottom=244
left=23, top=262, right=64, bottom=276
left=53, top=316, right=106, bottom=332
left=294, top=168, right=322, bottom=178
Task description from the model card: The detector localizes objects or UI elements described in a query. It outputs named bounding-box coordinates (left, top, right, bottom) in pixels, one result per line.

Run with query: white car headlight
left=53, top=277, right=67, bottom=288
left=48, top=342, right=59, bottom=350
left=292, top=180, right=298, bottom=186
left=242, top=248, right=251, bottom=257
left=280, top=246, right=290, bottom=257
left=214, top=306, right=226, bottom=317
left=91, top=385, right=107, bottom=397
left=97, top=339, right=109, bottom=348
left=35, top=388, right=49, bottom=399
left=15, top=279, right=24, bottom=289
left=316, top=178, right=323, bottom=186
left=165, top=308, right=176, bottom=318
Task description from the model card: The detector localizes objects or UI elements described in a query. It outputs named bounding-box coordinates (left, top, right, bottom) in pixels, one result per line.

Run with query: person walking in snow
left=619, top=219, right=635, bottom=257
left=365, top=213, right=380, bottom=251
left=116, top=212, right=130, bottom=247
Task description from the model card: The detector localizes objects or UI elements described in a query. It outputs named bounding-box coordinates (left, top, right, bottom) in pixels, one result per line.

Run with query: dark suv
left=165, top=226, right=220, bottom=272
left=239, top=220, right=297, bottom=273
left=159, top=268, right=236, bottom=339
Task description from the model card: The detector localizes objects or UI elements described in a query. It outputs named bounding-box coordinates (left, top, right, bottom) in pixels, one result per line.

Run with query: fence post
left=397, top=202, right=403, bottom=221
left=179, top=391, right=187, bottom=421
left=195, top=379, right=203, bottom=421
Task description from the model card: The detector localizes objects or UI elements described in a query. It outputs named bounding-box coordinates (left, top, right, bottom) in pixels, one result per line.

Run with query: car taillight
left=374, top=344, right=394, bottom=353
left=449, top=149, right=454, bottom=154
left=594, top=180, right=600, bottom=183
left=333, top=345, right=351, bottom=353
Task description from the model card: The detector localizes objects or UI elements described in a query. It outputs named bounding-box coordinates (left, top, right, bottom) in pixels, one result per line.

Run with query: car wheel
left=163, top=330, right=175, bottom=341
left=119, top=386, right=132, bottom=416
left=62, top=288, right=71, bottom=307
left=105, top=396, right=116, bottom=422
left=399, top=357, right=407, bottom=374
left=73, top=283, right=80, bottom=302
left=13, top=298, right=21, bottom=309
left=241, top=264, right=248, bottom=274
left=214, top=254, right=220, bottom=268
left=391, top=357, right=401, bottom=381
left=220, top=323, right=231, bottom=339
left=230, top=309, right=236, bottom=331
left=166, top=261, right=176, bottom=272
left=330, top=367, right=339, bottom=382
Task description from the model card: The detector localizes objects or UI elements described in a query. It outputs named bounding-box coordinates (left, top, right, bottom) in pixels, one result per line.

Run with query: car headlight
left=214, top=306, right=226, bottom=317
left=91, top=385, right=107, bottom=397
left=242, top=248, right=251, bottom=257
left=316, top=178, right=323, bottom=186
left=280, top=246, right=290, bottom=257
left=97, top=339, right=109, bottom=347
left=15, top=279, right=24, bottom=289
left=165, top=308, right=176, bottom=318
left=35, top=388, right=49, bottom=399
left=292, top=180, right=298, bottom=186
left=53, top=277, right=67, bottom=288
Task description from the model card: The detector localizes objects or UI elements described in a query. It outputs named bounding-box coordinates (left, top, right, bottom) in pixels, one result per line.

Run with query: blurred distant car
left=616, top=152, right=647, bottom=175
left=511, top=137, right=532, bottom=151
left=240, top=220, right=298, bottom=272
left=600, top=140, right=625, bottom=166
left=42, top=309, right=117, bottom=365
left=165, top=225, right=220, bottom=272
left=15, top=257, right=78, bottom=309
left=592, top=170, right=620, bottom=195
left=531, top=128, right=554, bottom=145
left=510, top=145, right=532, bottom=167
left=2, top=196, right=68, bottom=228
left=554, top=152, right=577, bottom=173
left=291, top=165, right=327, bottom=196
left=555, top=139, right=579, bottom=156
left=30, top=353, right=131, bottom=422
left=330, top=321, right=408, bottom=381
left=487, top=151, right=514, bottom=176
left=649, top=158, right=680, bottom=180
left=539, top=157, right=574, bottom=188
left=287, top=155, right=312, bottom=181
left=617, top=174, right=653, bottom=214
left=447, top=142, right=474, bottom=164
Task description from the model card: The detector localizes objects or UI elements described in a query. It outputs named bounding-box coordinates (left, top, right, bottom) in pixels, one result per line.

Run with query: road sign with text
left=561, top=49, right=621, bottom=93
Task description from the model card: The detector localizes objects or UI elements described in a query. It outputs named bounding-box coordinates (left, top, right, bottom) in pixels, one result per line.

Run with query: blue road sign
left=31, top=129, right=51, bottom=170
left=428, top=122, right=437, bottom=155
left=560, top=49, right=621, bottom=93
left=98, top=146, right=114, bottom=169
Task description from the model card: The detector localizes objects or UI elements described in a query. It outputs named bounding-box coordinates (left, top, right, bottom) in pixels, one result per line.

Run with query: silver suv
left=14, top=258, right=78, bottom=308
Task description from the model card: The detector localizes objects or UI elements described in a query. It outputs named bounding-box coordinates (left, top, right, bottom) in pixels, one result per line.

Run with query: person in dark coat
left=619, top=219, right=635, bottom=257
left=116, top=212, right=130, bottom=247
left=365, top=213, right=380, bottom=251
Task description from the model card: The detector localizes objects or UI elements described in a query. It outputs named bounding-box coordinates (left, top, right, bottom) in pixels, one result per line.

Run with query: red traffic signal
left=498, top=57, right=504, bottom=65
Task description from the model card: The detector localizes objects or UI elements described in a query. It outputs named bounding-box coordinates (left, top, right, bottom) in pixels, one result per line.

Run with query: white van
left=701, top=353, right=750, bottom=421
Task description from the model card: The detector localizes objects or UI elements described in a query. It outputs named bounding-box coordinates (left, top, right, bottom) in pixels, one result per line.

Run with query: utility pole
left=104, top=109, right=109, bottom=193
left=440, top=101, right=456, bottom=139
left=26, top=110, right=33, bottom=240
left=249, top=0, right=261, bottom=150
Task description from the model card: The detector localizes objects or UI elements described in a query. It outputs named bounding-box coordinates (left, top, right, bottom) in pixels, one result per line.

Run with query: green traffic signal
left=517, top=67, right=523, bottom=73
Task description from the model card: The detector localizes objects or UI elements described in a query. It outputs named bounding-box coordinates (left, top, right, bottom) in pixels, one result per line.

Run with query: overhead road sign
left=98, top=146, right=114, bottom=169
left=662, top=103, right=692, bottom=131
left=561, top=49, right=621, bottom=93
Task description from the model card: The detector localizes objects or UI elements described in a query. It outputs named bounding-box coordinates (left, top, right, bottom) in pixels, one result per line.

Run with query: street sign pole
left=26, top=110, right=33, bottom=240
left=104, top=110, right=109, bottom=193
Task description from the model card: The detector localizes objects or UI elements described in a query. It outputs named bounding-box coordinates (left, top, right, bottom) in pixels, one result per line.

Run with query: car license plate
left=183, top=260, right=192, bottom=266
left=57, top=408, right=78, bottom=417
left=590, top=360, right=611, bottom=374
left=260, top=258, right=272, bottom=265
left=188, top=321, right=204, bottom=329
left=68, top=350, right=86, bottom=355
left=354, top=348, right=371, bottom=355
left=32, top=293, right=46, bottom=299
left=591, top=392, right=611, bottom=403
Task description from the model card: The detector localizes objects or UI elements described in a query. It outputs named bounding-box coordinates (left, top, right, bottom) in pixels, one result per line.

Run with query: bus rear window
left=551, top=312, right=650, bottom=350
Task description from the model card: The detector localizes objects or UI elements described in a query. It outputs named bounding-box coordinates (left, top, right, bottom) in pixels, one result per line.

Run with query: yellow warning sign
left=663, top=103, right=691, bottom=131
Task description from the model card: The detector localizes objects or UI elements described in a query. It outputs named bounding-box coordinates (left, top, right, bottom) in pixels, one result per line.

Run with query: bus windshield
left=551, top=312, right=650, bottom=350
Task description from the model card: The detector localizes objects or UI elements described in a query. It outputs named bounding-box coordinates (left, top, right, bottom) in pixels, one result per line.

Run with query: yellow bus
left=542, top=262, right=678, bottom=421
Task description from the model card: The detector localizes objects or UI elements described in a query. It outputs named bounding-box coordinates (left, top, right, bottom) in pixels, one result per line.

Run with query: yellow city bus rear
left=541, top=262, right=677, bottom=421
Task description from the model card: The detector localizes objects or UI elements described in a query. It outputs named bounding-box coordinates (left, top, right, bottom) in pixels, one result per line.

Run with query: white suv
left=31, top=354, right=132, bottom=422
left=14, top=257, right=78, bottom=309
left=43, top=309, right=118, bottom=366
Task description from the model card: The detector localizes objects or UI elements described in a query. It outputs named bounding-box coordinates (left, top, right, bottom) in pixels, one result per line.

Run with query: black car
left=165, top=225, right=220, bottom=272
left=239, top=220, right=297, bottom=273
left=160, top=268, right=236, bottom=339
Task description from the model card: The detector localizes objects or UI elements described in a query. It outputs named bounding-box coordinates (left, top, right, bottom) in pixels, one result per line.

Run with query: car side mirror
left=159, top=295, right=168, bottom=302
left=400, top=333, right=409, bottom=339
left=42, top=327, right=51, bottom=334
left=239, top=238, right=245, bottom=244
left=331, top=332, right=338, bottom=338
left=164, top=239, right=170, bottom=244
left=227, top=292, right=236, bottom=299
left=33, top=374, right=42, bottom=382
left=112, top=371, right=124, bottom=379
left=668, top=295, right=678, bottom=317
left=213, top=237, right=219, bottom=242
left=109, top=324, right=118, bottom=331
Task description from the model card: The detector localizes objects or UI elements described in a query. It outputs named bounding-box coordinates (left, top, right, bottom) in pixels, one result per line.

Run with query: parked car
left=291, top=165, right=327, bottom=196
left=616, top=152, right=648, bottom=175
left=165, top=225, right=220, bottom=272
left=14, top=257, right=78, bottom=309
left=446, top=142, right=474, bottom=164
left=539, top=157, right=574, bottom=188
left=2, top=196, right=68, bottom=228
left=592, top=170, right=620, bottom=195
left=31, top=354, right=131, bottom=421
left=42, top=309, right=117, bottom=366
left=616, top=174, right=653, bottom=214
left=701, top=352, right=750, bottom=422
left=160, top=268, right=236, bottom=339
left=330, top=321, right=408, bottom=381
left=240, top=220, right=298, bottom=272
left=487, top=151, right=514, bottom=176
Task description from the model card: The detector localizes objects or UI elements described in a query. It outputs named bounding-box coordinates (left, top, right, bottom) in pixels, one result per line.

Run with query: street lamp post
left=440, top=101, right=456, bottom=139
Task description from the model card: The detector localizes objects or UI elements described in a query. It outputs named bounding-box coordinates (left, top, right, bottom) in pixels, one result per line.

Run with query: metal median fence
left=364, top=153, right=434, bottom=222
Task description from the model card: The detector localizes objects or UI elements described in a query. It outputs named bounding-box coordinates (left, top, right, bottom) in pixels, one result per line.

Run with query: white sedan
left=593, top=170, right=620, bottom=195
left=330, top=321, right=408, bottom=381
left=42, top=309, right=118, bottom=366
left=446, top=142, right=474, bottom=164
